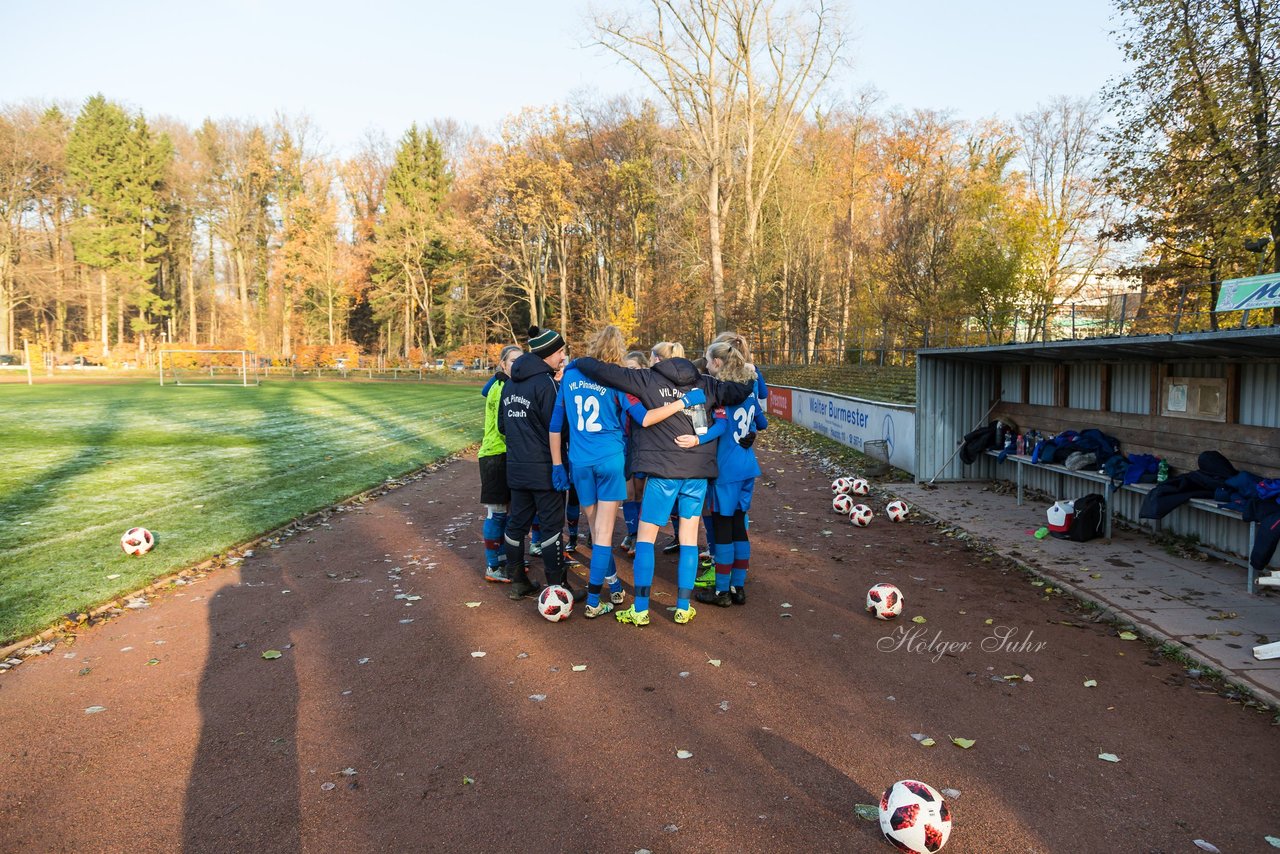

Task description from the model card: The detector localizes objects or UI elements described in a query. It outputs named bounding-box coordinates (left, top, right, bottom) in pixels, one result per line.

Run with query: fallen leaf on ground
left=146, top=659, right=159, bottom=666
left=341, top=768, right=357, bottom=776
left=1118, top=631, right=1138, bottom=641
left=984, top=618, right=994, bottom=625
left=1084, top=679, right=1097, bottom=688
left=321, top=782, right=335, bottom=791
left=920, top=738, right=936, bottom=747
left=707, top=659, right=721, bottom=667
left=941, top=788, right=961, bottom=799
left=1098, top=752, right=1120, bottom=762
left=357, top=657, right=370, bottom=665
left=465, top=602, right=481, bottom=608
left=676, top=750, right=693, bottom=759
left=462, top=776, right=475, bottom=785
left=84, top=706, right=106, bottom=714
left=471, top=651, right=486, bottom=658
left=1263, top=835, right=1280, bottom=848
left=1193, top=841, right=1221, bottom=853
left=950, top=736, right=975, bottom=749
left=854, top=804, right=878, bottom=821
left=572, top=664, right=587, bottom=672
left=911, top=616, right=927, bottom=624
left=261, top=650, right=283, bottom=660
left=528, top=694, right=546, bottom=702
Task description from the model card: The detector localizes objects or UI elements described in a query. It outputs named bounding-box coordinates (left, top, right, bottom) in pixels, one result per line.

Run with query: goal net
left=159, top=350, right=260, bottom=387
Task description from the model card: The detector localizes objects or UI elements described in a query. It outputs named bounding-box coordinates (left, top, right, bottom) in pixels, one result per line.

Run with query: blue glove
left=552, top=464, right=571, bottom=492
left=681, top=388, right=707, bottom=409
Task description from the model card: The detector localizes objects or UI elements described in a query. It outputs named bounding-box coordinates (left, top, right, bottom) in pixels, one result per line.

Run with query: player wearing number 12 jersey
left=549, top=326, right=633, bottom=618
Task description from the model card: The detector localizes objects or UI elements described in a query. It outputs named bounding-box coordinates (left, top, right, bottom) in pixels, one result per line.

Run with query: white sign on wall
left=786, top=388, right=917, bottom=475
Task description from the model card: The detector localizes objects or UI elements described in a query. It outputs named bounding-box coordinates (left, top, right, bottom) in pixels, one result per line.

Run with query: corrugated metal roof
left=920, top=326, right=1280, bottom=363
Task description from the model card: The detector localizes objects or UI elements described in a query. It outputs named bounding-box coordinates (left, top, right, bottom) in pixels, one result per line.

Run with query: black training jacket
left=498, top=352, right=559, bottom=490
left=572, top=356, right=753, bottom=480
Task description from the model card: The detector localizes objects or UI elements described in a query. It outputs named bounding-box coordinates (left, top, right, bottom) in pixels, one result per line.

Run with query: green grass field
left=0, top=380, right=484, bottom=644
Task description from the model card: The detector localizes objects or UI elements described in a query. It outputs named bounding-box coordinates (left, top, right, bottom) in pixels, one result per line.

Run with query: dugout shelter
left=915, top=326, right=1280, bottom=586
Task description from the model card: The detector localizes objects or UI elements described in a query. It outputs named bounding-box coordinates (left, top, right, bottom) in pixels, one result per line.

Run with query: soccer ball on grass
left=537, top=585, right=573, bottom=622
left=849, top=504, right=874, bottom=527
left=879, top=779, right=952, bottom=853
left=121, top=527, right=155, bottom=556
left=850, top=477, right=870, bottom=496
left=832, top=493, right=855, bottom=515
left=832, top=477, right=854, bottom=495
left=885, top=500, right=910, bottom=522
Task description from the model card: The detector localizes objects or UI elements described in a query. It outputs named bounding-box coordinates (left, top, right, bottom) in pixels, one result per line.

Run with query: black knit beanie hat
left=528, top=325, right=565, bottom=359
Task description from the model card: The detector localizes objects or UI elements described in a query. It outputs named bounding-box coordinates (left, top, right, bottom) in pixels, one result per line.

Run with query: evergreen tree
left=372, top=124, right=452, bottom=356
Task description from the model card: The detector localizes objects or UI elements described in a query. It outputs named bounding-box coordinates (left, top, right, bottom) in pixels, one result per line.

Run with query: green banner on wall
left=1215, top=273, right=1280, bottom=312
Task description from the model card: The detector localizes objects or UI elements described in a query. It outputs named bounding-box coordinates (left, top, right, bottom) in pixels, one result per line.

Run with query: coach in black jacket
left=498, top=326, right=581, bottom=601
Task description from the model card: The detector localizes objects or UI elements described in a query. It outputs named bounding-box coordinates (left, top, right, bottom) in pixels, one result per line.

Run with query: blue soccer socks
left=731, top=539, right=751, bottom=589
left=587, top=543, right=612, bottom=608
left=633, top=541, right=655, bottom=614
left=677, top=545, right=698, bottom=610
left=623, top=500, right=640, bottom=536
left=482, top=512, right=508, bottom=569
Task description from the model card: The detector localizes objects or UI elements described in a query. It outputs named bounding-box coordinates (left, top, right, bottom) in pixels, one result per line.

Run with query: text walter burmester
left=876, top=625, right=1048, bottom=663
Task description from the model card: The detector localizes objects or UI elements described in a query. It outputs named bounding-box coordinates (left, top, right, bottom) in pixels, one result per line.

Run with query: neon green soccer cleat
left=615, top=605, right=649, bottom=626
left=674, top=605, right=697, bottom=624
left=693, top=566, right=716, bottom=588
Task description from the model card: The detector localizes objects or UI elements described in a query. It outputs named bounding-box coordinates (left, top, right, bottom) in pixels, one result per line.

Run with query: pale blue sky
left=2, top=0, right=1126, bottom=153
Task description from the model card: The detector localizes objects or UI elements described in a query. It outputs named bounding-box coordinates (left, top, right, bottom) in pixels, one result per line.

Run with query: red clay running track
left=1, top=441, right=1277, bottom=853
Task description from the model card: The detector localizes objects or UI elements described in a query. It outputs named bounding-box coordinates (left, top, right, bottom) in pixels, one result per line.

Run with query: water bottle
left=1157, top=460, right=1169, bottom=483
left=689, top=403, right=708, bottom=435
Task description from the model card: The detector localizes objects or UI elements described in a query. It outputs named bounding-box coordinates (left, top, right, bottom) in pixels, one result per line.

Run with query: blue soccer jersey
left=550, top=365, right=630, bottom=467
left=713, top=397, right=767, bottom=482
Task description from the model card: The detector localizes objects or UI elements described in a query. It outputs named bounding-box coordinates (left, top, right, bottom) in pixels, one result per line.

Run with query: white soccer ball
left=850, top=477, right=870, bottom=496
left=831, top=477, right=854, bottom=495
left=885, top=500, right=910, bottom=522
left=120, top=527, right=155, bottom=556
left=849, top=504, right=873, bottom=527
left=866, top=583, right=904, bottom=620
left=832, top=493, right=855, bottom=515
left=879, top=779, right=953, bottom=853
left=537, top=585, right=573, bottom=622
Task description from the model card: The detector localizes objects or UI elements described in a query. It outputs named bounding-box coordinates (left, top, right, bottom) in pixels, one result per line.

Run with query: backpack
left=1068, top=493, right=1106, bottom=542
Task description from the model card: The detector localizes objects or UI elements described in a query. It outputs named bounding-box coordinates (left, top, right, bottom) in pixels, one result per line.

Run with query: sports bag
left=1068, top=493, right=1106, bottom=542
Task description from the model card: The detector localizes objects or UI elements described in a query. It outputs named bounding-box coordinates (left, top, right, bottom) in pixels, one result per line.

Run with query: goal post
left=159, top=350, right=260, bottom=387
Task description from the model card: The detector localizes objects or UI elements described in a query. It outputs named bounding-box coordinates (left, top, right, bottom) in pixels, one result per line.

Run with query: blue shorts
left=714, top=478, right=755, bottom=515
left=640, top=477, right=707, bottom=524
left=571, top=458, right=627, bottom=506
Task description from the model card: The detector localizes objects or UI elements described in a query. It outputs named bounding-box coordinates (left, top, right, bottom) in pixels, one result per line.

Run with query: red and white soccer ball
left=849, top=504, right=874, bottom=527
left=120, top=527, right=155, bottom=556
left=850, top=477, right=871, bottom=496
left=832, top=493, right=855, bottom=515
left=832, top=477, right=854, bottom=495
left=866, top=583, right=904, bottom=620
left=879, top=779, right=952, bottom=853
left=885, top=500, right=910, bottom=522
left=537, top=585, right=574, bottom=622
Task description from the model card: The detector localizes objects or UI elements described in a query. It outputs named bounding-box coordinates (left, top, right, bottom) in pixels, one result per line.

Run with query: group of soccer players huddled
left=476, top=323, right=768, bottom=626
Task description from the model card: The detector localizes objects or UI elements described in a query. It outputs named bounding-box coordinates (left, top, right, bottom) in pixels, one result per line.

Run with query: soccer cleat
left=508, top=577, right=541, bottom=600
left=729, top=586, right=746, bottom=606
left=673, top=605, right=697, bottom=624
left=615, top=605, right=649, bottom=626
left=609, top=587, right=626, bottom=605
left=583, top=601, right=614, bottom=619
left=562, top=550, right=582, bottom=568
left=529, top=540, right=543, bottom=556
left=661, top=537, right=680, bottom=554
left=567, top=536, right=578, bottom=551
left=485, top=566, right=512, bottom=583
left=699, top=548, right=712, bottom=562
left=620, top=533, right=635, bottom=552
left=560, top=578, right=587, bottom=603
left=693, top=566, right=717, bottom=588
left=695, top=588, right=732, bottom=607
